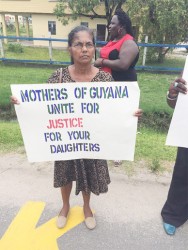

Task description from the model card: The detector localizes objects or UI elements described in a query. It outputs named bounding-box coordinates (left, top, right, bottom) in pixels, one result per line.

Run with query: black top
left=109, top=49, right=139, bottom=81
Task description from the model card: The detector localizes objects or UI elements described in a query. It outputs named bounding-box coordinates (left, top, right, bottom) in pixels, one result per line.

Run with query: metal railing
left=0, top=35, right=188, bottom=72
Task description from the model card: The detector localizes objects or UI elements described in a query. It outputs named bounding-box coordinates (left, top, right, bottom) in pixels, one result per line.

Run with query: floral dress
left=48, top=67, right=112, bottom=195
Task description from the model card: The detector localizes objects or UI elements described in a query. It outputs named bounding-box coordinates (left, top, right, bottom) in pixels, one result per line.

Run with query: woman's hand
left=134, top=109, right=143, bottom=118
left=168, top=78, right=187, bottom=98
left=10, top=96, right=20, bottom=105
left=94, top=58, right=104, bottom=68
left=167, top=78, right=187, bottom=108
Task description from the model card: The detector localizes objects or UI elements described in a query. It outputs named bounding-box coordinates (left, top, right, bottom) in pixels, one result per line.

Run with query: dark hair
left=114, top=9, right=134, bottom=37
left=68, top=25, right=95, bottom=46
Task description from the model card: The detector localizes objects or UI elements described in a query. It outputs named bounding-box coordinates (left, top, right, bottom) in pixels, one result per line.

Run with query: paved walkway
left=0, top=152, right=187, bottom=250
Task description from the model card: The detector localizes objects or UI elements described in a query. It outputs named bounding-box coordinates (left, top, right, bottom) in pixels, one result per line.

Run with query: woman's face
left=69, top=31, right=95, bottom=65
left=109, top=15, right=121, bottom=40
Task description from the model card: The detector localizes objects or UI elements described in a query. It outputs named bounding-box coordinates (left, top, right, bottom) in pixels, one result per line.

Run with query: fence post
left=0, top=39, right=5, bottom=58
left=142, top=35, right=148, bottom=66
left=48, top=32, right=53, bottom=63
left=0, top=30, right=5, bottom=58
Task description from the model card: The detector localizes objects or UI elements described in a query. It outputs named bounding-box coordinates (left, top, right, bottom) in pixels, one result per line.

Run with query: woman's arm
left=94, top=40, right=138, bottom=71
left=167, top=78, right=187, bottom=108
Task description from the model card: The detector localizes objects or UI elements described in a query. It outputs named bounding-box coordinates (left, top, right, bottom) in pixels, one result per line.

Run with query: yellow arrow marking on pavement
left=0, top=201, right=85, bottom=250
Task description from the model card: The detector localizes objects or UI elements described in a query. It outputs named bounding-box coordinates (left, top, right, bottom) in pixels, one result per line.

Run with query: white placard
left=11, top=81, right=140, bottom=162
left=166, top=56, right=188, bottom=148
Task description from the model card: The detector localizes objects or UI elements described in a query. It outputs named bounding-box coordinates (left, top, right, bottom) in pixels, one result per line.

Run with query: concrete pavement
left=0, top=152, right=188, bottom=250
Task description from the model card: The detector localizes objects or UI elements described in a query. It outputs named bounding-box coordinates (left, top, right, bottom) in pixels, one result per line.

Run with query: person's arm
left=94, top=40, right=138, bottom=71
left=167, top=78, right=187, bottom=109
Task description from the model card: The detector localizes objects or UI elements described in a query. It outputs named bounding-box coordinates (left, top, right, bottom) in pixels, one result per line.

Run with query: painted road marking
left=0, top=201, right=85, bottom=250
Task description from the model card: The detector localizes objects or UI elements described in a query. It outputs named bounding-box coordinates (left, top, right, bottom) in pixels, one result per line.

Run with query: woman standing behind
left=94, top=8, right=139, bottom=82
left=95, top=9, right=139, bottom=166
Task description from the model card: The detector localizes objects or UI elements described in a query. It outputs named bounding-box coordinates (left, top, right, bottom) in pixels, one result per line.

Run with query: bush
left=141, top=111, right=172, bottom=131
left=150, top=158, right=161, bottom=173
left=7, top=43, right=24, bottom=53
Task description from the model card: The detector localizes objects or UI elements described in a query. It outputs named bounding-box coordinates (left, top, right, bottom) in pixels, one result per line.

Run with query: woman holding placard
left=11, top=26, right=112, bottom=230
left=47, top=26, right=113, bottom=230
left=161, top=77, right=188, bottom=235
left=11, top=25, right=142, bottom=231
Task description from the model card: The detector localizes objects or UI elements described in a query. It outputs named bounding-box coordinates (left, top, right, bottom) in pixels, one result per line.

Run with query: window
left=96, top=24, right=106, bottom=41
left=80, top=22, right=88, bottom=27
left=48, top=21, right=56, bottom=35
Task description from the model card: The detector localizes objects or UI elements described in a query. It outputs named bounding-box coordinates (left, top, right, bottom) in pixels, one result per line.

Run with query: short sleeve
left=94, top=70, right=113, bottom=82
left=47, top=68, right=61, bottom=83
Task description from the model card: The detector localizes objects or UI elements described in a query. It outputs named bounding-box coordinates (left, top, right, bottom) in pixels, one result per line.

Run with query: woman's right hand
left=168, top=78, right=187, bottom=98
left=10, top=96, right=20, bottom=105
left=167, top=78, right=187, bottom=108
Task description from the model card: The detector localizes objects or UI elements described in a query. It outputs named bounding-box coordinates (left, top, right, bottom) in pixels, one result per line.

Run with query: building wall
left=32, top=14, right=107, bottom=47
left=0, top=0, right=107, bottom=46
left=0, top=0, right=105, bottom=15
left=0, top=0, right=58, bottom=14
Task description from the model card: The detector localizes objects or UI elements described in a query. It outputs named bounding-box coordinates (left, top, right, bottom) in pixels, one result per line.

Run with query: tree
left=54, top=0, right=126, bottom=39
left=126, top=0, right=188, bottom=62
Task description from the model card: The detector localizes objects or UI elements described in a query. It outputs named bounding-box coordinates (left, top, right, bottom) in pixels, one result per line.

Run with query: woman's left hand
left=168, top=78, right=187, bottom=97
left=134, top=109, right=143, bottom=118
left=94, top=58, right=103, bottom=67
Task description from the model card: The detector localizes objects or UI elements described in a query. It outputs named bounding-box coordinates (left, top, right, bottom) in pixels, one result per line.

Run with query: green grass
left=138, top=72, right=175, bottom=113
left=0, top=121, right=23, bottom=151
left=3, top=25, right=69, bottom=62
left=3, top=45, right=70, bottom=62
left=146, top=56, right=186, bottom=68
left=138, top=47, right=187, bottom=68
left=135, top=126, right=176, bottom=161
left=0, top=63, right=55, bottom=108
left=137, top=72, right=177, bottom=130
